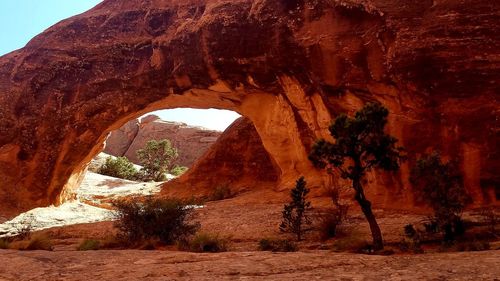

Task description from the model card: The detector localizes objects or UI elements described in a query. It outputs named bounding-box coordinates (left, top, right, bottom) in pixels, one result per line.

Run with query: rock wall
left=0, top=0, right=498, bottom=214
left=103, top=114, right=221, bottom=168
left=164, top=117, right=279, bottom=196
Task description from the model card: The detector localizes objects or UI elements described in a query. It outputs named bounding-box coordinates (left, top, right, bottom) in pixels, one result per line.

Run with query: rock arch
left=0, top=0, right=498, bottom=214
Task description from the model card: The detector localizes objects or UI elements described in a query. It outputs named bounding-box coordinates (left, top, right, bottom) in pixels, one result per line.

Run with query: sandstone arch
left=0, top=0, right=498, bottom=214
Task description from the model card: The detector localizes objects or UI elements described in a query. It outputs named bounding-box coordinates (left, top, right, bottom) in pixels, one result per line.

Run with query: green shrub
left=280, top=177, right=312, bottom=241
left=77, top=239, right=100, bottom=251
left=113, top=197, right=199, bottom=245
left=410, top=152, right=471, bottom=241
left=209, top=185, right=233, bottom=201
left=137, top=139, right=178, bottom=182
left=170, top=166, right=188, bottom=176
left=98, top=156, right=138, bottom=180
left=185, top=233, right=228, bottom=253
left=258, top=238, right=298, bottom=252
left=399, top=224, right=423, bottom=254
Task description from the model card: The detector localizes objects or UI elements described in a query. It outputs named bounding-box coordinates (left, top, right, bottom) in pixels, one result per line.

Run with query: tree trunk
left=353, top=179, right=384, bottom=251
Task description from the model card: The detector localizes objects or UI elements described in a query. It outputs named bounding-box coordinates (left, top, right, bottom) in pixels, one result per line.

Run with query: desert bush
left=183, top=233, right=228, bottom=253
left=77, top=239, right=100, bottom=251
left=170, top=166, right=188, bottom=176
left=399, top=224, right=423, bottom=253
left=23, top=234, right=53, bottom=251
left=209, top=184, right=233, bottom=201
left=98, top=156, right=139, bottom=180
left=113, top=197, right=199, bottom=245
left=332, top=236, right=371, bottom=253
left=258, top=238, right=298, bottom=252
left=410, top=152, right=471, bottom=242
left=137, top=139, right=178, bottom=182
left=318, top=186, right=349, bottom=240
left=280, top=177, right=312, bottom=241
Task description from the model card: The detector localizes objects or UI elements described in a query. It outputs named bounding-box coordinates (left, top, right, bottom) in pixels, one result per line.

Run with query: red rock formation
left=104, top=114, right=221, bottom=168
left=164, top=117, right=279, bottom=196
left=0, top=0, right=498, bottom=214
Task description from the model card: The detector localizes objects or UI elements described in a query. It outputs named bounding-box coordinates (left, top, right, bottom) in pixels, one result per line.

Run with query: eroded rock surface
left=104, top=114, right=221, bottom=168
left=0, top=250, right=498, bottom=281
left=0, top=0, right=498, bottom=214
left=164, top=117, right=279, bottom=195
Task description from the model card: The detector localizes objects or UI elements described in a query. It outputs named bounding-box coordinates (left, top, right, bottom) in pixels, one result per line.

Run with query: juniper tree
left=410, top=152, right=470, bottom=241
left=137, top=139, right=178, bottom=181
left=309, top=102, right=405, bottom=250
left=280, top=177, right=312, bottom=241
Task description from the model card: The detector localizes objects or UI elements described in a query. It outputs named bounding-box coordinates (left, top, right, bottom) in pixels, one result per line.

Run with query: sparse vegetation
left=98, top=156, right=139, bottom=181
left=113, top=197, right=199, bottom=245
left=183, top=233, right=228, bottom=253
left=77, top=239, right=101, bottom=251
left=309, top=102, right=405, bottom=250
left=331, top=235, right=370, bottom=253
left=318, top=186, right=349, bottom=240
left=18, top=234, right=54, bottom=251
left=280, top=177, right=312, bottom=241
left=137, top=139, right=178, bottom=181
left=209, top=184, right=233, bottom=201
left=259, top=238, right=298, bottom=252
left=170, top=165, right=188, bottom=176
left=399, top=224, right=423, bottom=253
left=410, top=152, right=471, bottom=242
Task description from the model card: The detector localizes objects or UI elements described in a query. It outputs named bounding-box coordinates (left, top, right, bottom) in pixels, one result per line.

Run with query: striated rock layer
left=0, top=0, right=498, bottom=214
left=104, top=114, right=221, bottom=168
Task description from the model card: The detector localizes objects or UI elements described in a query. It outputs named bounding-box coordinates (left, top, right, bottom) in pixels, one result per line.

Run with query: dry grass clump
left=181, top=233, right=228, bottom=253
left=258, top=238, right=298, bottom=252
left=8, top=234, right=54, bottom=251
left=77, top=239, right=101, bottom=251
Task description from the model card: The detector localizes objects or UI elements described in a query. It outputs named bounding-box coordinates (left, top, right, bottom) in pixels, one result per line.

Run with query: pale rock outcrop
left=104, top=114, right=221, bottom=168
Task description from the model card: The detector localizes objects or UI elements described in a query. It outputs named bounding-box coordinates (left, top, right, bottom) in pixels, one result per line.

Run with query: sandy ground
left=0, top=249, right=498, bottom=281
left=1, top=172, right=498, bottom=281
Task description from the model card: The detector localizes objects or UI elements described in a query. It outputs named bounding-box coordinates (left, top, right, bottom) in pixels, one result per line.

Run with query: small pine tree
left=280, top=177, right=312, bottom=241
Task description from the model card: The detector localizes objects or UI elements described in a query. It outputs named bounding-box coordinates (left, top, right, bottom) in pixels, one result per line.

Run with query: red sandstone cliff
left=0, top=0, right=498, bottom=214
left=164, top=117, right=279, bottom=197
left=104, top=114, right=221, bottom=168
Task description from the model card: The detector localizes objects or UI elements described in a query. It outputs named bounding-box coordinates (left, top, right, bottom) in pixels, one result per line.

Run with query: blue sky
left=0, top=0, right=240, bottom=131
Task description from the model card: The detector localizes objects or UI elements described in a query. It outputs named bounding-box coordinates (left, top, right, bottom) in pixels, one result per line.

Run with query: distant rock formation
left=103, top=114, right=221, bottom=168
